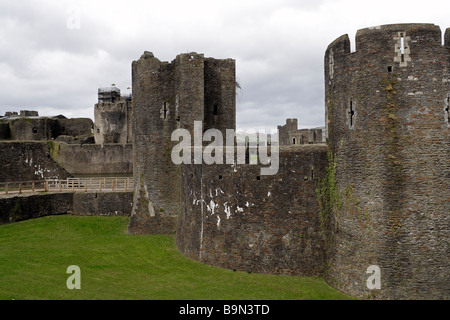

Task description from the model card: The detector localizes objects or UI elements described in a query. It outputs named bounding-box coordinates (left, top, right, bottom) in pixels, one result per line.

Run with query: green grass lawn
left=0, top=215, right=353, bottom=300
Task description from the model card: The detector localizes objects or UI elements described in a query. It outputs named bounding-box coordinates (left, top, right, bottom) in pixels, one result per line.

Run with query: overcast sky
left=0, top=0, right=449, bottom=131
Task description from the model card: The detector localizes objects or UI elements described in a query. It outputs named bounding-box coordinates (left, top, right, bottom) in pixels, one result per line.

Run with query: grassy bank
left=0, top=216, right=352, bottom=300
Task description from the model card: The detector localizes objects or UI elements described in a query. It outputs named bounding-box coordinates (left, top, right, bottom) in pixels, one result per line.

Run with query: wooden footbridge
left=0, top=177, right=133, bottom=195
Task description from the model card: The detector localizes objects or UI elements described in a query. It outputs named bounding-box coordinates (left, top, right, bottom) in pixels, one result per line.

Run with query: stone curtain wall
left=325, top=24, right=450, bottom=299
left=0, top=142, right=71, bottom=183
left=177, top=145, right=328, bottom=277
left=1, top=117, right=93, bottom=141
left=0, top=192, right=133, bottom=224
left=0, top=193, right=73, bottom=224
left=72, top=192, right=133, bottom=216
left=49, top=142, right=133, bottom=176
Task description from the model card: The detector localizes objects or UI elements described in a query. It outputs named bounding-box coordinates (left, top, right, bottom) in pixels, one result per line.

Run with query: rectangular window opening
left=213, top=104, right=218, bottom=116
left=164, top=102, right=168, bottom=119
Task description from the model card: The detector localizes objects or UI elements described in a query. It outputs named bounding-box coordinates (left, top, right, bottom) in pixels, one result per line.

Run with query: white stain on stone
left=207, top=200, right=219, bottom=215
left=224, top=202, right=232, bottom=219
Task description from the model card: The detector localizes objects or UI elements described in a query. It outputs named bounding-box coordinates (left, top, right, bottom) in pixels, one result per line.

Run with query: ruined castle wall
left=5, top=118, right=93, bottom=141
left=8, top=118, right=57, bottom=141
left=177, top=145, right=328, bottom=276
left=72, top=192, right=133, bottom=216
left=204, top=58, right=236, bottom=133
left=0, top=193, right=73, bottom=224
left=129, top=53, right=182, bottom=234
left=129, top=52, right=236, bottom=235
left=0, top=191, right=133, bottom=224
left=94, top=101, right=131, bottom=145
left=50, top=142, right=132, bottom=176
left=0, top=142, right=71, bottom=183
left=55, top=118, right=93, bottom=139
left=325, top=24, right=450, bottom=299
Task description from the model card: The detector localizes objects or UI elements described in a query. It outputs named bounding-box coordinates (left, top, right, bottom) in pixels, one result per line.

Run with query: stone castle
left=277, top=118, right=323, bottom=145
left=129, top=23, right=449, bottom=300
left=0, top=23, right=448, bottom=300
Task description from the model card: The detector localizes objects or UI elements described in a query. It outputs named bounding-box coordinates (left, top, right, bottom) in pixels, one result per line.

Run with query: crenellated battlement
left=325, top=24, right=450, bottom=83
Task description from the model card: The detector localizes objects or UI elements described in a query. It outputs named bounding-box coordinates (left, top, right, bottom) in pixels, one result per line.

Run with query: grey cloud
left=1, top=0, right=448, bottom=131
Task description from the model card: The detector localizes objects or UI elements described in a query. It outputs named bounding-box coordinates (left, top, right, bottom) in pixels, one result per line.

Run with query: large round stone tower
left=324, top=24, right=449, bottom=299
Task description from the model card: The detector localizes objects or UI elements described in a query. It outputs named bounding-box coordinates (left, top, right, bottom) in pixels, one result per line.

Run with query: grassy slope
left=0, top=216, right=353, bottom=300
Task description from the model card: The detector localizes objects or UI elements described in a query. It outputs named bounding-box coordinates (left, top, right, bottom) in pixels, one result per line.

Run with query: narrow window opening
left=32, top=127, right=38, bottom=134
left=311, top=168, right=314, bottom=180
left=292, top=137, right=296, bottom=145
left=163, top=102, right=168, bottom=120
left=388, top=66, right=393, bottom=73
left=213, top=104, right=218, bottom=116
left=256, top=176, right=261, bottom=181
left=348, top=101, right=355, bottom=128
left=219, top=175, right=223, bottom=180
left=446, top=95, right=450, bottom=124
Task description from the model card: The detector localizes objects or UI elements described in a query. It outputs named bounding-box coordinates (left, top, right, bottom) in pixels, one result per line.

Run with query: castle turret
left=324, top=24, right=449, bottom=299
left=94, top=87, right=132, bottom=145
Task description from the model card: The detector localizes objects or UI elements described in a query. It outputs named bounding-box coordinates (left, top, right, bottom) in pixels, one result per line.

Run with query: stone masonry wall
left=2, top=117, right=93, bottom=141
left=129, top=52, right=236, bottom=235
left=324, top=24, right=449, bottom=299
left=0, top=192, right=133, bottom=224
left=0, top=141, right=71, bottom=183
left=177, top=145, right=328, bottom=276
left=0, top=193, right=73, bottom=224
left=129, top=52, right=182, bottom=234
left=49, top=142, right=132, bottom=176
left=94, top=100, right=132, bottom=145
left=72, top=192, right=133, bottom=216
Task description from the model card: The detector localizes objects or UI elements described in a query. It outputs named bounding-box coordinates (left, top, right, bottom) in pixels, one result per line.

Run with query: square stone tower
left=128, top=51, right=236, bottom=234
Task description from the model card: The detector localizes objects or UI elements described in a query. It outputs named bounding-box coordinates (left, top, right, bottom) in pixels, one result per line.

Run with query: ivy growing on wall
left=316, top=150, right=341, bottom=234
